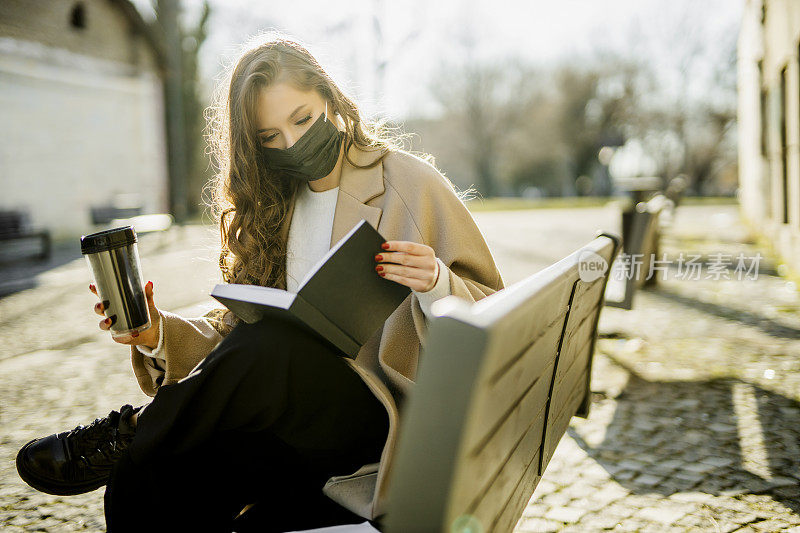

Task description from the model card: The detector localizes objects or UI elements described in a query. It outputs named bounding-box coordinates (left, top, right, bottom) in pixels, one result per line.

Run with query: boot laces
left=64, top=410, right=133, bottom=478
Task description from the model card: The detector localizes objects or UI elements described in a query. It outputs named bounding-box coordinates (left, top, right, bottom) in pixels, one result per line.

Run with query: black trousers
left=104, top=316, right=390, bottom=532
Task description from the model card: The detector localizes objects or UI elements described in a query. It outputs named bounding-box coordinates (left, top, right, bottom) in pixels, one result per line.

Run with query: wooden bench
left=381, top=230, right=620, bottom=532
left=604, top=194, right=667, bottom=309
left=657, top=175, right=687, bottom=232
left=90, top=204, right=174, bottom=246
left=286, top=230, right=620, bottom=532
left=664, top=176, right=687, bottom=211
left=0, top=209, right=51, bottom=264
left=89, top=205, right=143, bottom=225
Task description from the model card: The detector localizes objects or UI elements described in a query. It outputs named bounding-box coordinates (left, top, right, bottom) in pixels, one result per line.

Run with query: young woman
left=16, top=33, right=504, bottom=531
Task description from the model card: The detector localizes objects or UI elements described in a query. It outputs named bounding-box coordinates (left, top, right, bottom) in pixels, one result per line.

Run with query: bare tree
left=408, top=2, right=737, bottom=199
left=622, top=7, right=738, bottom=194
left=428, top=54, right=538, bottom=197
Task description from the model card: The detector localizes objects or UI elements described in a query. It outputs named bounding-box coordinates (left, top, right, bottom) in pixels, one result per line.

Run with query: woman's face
left=255, top=81, right=334, bottom=150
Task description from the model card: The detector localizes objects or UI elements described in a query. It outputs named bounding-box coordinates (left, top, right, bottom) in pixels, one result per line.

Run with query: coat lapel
left=329, top=144, right=385, bottom=247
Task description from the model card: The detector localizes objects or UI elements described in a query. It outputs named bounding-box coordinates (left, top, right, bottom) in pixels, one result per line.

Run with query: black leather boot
left=16, top=404, right=139, bottom=495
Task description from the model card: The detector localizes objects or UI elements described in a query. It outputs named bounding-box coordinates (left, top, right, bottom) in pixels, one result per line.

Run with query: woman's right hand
left=90, top=281, right=162, bottom=349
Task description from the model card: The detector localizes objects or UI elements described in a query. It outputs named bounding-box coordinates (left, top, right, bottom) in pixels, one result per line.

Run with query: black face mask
left=260, top=104, right=345, bottom=182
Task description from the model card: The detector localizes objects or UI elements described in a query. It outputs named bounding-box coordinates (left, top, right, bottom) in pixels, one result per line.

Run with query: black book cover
left=210, top=219, right=412, bottom=358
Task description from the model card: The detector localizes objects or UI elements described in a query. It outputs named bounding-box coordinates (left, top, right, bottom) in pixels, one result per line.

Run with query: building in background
left=0, top=0, right=168, bottom=241
left=739, top=0, right=800, bottom=271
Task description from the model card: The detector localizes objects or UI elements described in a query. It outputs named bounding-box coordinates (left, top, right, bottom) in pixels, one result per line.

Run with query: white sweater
left=137, top=183, right=451, bottom=359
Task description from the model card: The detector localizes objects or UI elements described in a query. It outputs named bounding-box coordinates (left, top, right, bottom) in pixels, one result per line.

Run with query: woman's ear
left=334, top=112, right=346, bottom=131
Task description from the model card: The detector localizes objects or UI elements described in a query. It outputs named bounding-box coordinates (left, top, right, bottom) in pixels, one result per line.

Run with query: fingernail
left=375, top=255, right=383, bottom=261
left=105, top=318, right=111, bottom=324
left=381, top=243, right=389, bottom=250
left=376, top=265, right=384, bottom=272
left=379, top=272, right=386, bottom=277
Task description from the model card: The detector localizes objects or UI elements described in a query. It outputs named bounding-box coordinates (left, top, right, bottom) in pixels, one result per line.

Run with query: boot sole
left=16, top=438, right=107, bottom=496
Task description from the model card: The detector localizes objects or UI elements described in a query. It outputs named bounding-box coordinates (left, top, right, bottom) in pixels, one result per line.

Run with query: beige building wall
left=738, top=0, right=767, bottom=225
left=739, top=0, right=800, bottom=271
left=0, top=0, right=168, bottom=240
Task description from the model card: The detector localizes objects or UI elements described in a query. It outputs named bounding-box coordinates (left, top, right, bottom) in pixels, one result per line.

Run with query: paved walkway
left=0, top=203, right=798, bottom=531
left=508, top=205, right=800, bottom=532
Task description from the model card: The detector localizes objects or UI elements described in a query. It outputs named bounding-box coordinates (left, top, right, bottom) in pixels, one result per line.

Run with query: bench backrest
left=665, top=176, right=687, bottom=208
left=89, top=206, right=143, bottom=225
left=0, top=210, right=26, bottom=237
left=384, top=231, right=620, bottom=533
left=605, top=194, right=666, bottom=310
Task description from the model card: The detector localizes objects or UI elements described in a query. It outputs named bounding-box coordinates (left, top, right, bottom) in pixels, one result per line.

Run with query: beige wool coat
left=129, top=143, right=505, bottom=520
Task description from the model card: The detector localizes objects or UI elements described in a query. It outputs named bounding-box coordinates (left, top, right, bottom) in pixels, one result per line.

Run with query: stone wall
left=0, top=0, right=168, bottom=240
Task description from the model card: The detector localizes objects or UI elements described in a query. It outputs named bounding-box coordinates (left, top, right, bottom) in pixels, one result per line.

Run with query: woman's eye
left=260, top=115, right=312, bottom=145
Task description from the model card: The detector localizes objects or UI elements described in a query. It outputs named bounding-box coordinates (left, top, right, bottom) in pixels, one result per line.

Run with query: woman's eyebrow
left=258, top=104, right=308, bottom=133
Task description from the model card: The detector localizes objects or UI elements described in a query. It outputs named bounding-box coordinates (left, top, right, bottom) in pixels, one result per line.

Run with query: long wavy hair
left=201, top=32, right=413, bottom=333
left=204, top=31, right=473, bottom=335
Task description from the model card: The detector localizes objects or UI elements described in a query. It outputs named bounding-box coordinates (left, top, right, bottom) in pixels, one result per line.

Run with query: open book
left=210, top=219, right=411, bottom=358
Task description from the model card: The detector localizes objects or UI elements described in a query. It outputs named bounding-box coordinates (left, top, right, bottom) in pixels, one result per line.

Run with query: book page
left=212, top=284, right=295, bottom=309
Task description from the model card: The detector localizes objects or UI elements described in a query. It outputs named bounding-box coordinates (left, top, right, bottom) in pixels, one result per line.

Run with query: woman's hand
left=375, top=241, right=439, bottom=292
left=90, top=281, right=161, bottom=349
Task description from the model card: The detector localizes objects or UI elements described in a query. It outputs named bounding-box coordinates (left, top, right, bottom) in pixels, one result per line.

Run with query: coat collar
left=279, top=143, right=386, bottom=249
left=330, top=143, right=385, bottom=246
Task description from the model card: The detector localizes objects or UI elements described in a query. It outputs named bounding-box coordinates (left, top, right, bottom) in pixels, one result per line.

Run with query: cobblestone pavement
left=507, top=205, right=800, bottom=533
left=1, top=203, right=798, bottom=531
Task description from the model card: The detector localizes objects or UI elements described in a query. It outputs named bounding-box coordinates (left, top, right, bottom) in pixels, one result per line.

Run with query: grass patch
left=465, top=195, right=738, bottom=212
left=465, top=196, right=616, bottom=211
left=679, top=196, right=738, bottom=206
left=740, top=216, right=800, bottom=291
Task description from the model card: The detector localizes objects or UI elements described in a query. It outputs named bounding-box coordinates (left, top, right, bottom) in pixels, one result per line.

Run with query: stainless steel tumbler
left=81, top=226, right=151, bottom=339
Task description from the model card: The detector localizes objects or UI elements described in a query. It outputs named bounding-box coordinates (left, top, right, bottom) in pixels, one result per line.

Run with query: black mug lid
left=81, top=226, right=137, bottom=254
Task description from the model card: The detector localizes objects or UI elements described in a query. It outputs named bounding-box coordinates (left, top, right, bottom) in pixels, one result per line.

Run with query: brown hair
left=201, top=31, right=412, bottom=333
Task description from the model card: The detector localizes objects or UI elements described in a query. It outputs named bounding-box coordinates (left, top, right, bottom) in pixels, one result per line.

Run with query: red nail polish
left=376, top=265, right=383, bottom=272
left=379, top=272, right=386, bottom=277
left=375, top=255, right=383, bottom=261
left=381, top=243, right=389, bottom=250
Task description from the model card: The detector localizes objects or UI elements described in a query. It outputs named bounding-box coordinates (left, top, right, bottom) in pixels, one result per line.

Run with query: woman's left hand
left=375, top=241, right=439, bottom=293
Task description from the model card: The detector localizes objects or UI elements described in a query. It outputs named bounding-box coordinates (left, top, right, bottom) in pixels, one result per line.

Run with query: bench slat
left=555, top=304, right=600, bottom=384
left=470, top=425, right=544, bottom=529
left=483, top=279, right=575, bottom=384
left=541, top=367, right=589, bottom=474
left=466, top=320, right=564, bottom=452
left=550, top=359, right=591, bottom=428
left=539, top=275, right=608, bottom=474
left=450, top=360, right=553, bottom=512
left=564, top=278, right=607, bottom=330
left=487, top=308, right=566, bottom=385
left=489, top=447, right=543, bottom=533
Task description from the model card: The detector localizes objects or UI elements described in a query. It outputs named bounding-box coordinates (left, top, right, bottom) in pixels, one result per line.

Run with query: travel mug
left=81, top=226, right=151, bottom=339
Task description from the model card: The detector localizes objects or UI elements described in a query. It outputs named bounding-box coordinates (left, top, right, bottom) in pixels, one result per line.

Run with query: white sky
left=132, top=0, right=744, bottom=120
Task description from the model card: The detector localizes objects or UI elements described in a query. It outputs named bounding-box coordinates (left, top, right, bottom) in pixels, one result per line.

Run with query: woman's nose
left=284, top=132, right=296, bottom=150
